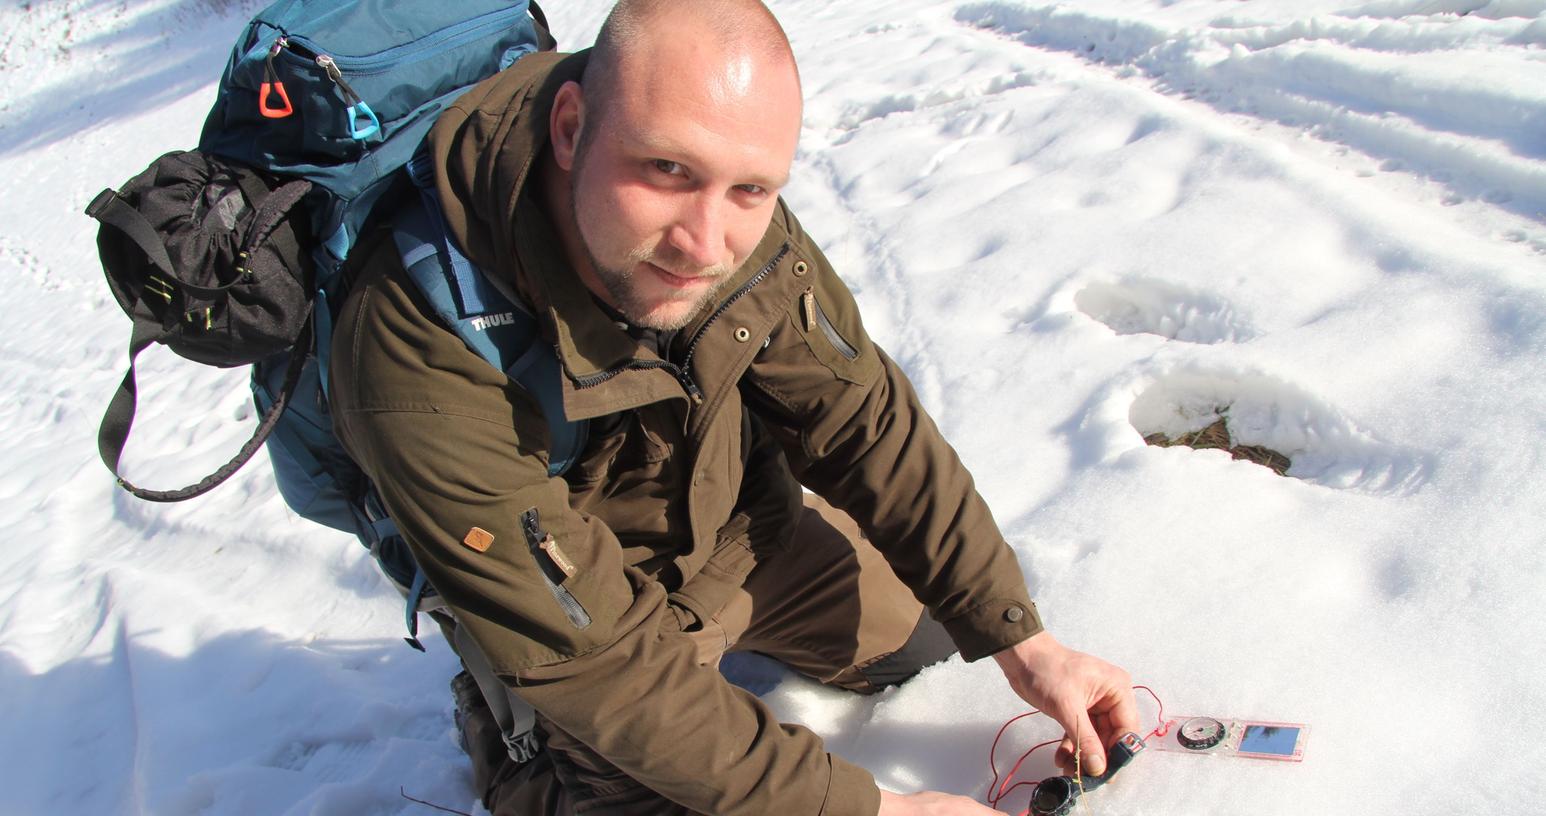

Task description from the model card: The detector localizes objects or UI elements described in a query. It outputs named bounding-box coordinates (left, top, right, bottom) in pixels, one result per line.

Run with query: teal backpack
left=88, top=0, right=585, bottom=648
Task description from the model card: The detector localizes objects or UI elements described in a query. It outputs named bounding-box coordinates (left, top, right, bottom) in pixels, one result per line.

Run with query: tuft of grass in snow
left=1143, top=417, right=1293, bottom=475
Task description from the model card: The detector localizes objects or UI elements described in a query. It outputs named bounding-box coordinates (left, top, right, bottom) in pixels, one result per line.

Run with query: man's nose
left=667, top=192, right=727, bottom=271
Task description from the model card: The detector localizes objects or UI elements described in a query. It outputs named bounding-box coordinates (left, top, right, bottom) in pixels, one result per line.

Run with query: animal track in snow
left=832, top=73, right=1042, bottom=132
left=1075, top=279, right=1256, bottom=343
left=0, top=237, right=73, bottom=292
left=836, top=93, right=923, bottom=129
left=1129, top=367, right=1428, bottom=493
left=269, top=736, right=374, bottom=780
left=956, top=2, right=1546, bottom=225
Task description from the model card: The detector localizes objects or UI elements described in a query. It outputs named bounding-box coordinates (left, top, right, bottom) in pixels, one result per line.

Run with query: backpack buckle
left=85, top=187, right=120, bottom=219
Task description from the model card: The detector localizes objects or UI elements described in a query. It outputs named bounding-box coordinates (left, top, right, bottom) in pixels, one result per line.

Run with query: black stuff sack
left=86, top=149, right=315, bottom=501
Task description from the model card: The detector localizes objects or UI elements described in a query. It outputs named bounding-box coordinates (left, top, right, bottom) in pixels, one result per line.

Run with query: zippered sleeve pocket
left=521, top=508, right=592, bottom=630
left=802, top=288, right=860, bottom=362
left=786, top=268, right=879, bottom=386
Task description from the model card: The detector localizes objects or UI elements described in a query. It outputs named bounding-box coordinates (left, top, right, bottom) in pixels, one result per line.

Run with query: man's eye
left=735, top=184, right=766, bottom=196
left=652, top=159, right=683, bottom=176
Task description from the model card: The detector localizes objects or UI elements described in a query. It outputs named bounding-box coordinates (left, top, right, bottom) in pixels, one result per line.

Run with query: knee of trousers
left=855, top=611, right=958, bottom=689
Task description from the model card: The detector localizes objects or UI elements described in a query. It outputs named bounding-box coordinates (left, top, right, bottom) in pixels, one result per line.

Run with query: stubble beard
left=575, top=207, right=735, bottom=330
left=569, top=156, right=737, bottom=330
left=585, top=246, right=736, bottom=331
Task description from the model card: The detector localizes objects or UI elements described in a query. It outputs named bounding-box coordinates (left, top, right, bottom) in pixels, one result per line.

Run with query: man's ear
left=550, top=80, right=585, bottom=172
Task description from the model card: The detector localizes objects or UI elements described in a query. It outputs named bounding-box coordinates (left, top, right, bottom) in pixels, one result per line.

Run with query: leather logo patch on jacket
left=463, top=527, right=495, bottom=553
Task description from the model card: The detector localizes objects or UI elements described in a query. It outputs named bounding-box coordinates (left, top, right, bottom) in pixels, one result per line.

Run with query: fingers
left=1055, top=739, right=1075, bottom=774
left=1060, top=710, right=1107, bottom=776
left=993, top=634, right=1142, bottom=781
left=1048, top=703, right=1106, bottom=775
left=1053, top=660, right=1137, bottom=777
left=1075, top=710, right=1108, bottom=776
left=1092, top=676, right=1142, bottom=743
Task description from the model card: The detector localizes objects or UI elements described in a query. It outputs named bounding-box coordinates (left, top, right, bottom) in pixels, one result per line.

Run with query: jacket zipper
left=520, top=508, right=592, bottom=630
left=573, top=244, right=790, bottom=404
left=673, top=244, right=789, bottom=401
left=572, top=358, right=687, bottom=393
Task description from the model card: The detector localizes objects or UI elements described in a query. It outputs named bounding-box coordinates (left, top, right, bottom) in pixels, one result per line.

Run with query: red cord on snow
left=1134, top=685, right=1167, bottom=739
left=984, top=686, right=1168, bottom=815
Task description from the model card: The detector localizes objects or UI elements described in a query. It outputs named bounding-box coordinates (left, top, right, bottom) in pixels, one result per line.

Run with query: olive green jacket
left=331, top=51, right=1042, bottom=816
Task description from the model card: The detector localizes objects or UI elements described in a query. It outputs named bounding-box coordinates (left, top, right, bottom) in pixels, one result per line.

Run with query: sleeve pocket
left=787, top=281, right=879, bottom=385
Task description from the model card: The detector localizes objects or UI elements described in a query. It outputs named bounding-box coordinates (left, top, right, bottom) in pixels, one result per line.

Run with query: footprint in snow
left=1128, top=367, right=1428, bottom=494
left=1074, top=279, right=1255, bottom=344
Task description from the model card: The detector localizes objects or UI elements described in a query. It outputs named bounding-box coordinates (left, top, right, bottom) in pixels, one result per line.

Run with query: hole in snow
left=1075, top=279, right=1255, bottom=344
left=1129, top=368, right=1429, bottom=493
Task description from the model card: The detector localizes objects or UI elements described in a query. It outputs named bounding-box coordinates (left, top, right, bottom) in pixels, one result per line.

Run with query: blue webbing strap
left=313, top=289, right=334, bottom=401
left=386, top=157, right=588, bottom=642
left=393, top=155, right=587, bottom=474
left=405, top=151, right=489, bottom=316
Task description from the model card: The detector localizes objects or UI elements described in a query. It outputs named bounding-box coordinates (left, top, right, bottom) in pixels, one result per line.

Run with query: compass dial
left=1177, top=716, right=1227, bottom=750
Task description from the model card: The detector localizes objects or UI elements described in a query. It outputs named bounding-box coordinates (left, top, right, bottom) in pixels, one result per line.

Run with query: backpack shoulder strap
left=529, top=0, right=558, bottom=51
left=389, top=176, right=587, bottom=478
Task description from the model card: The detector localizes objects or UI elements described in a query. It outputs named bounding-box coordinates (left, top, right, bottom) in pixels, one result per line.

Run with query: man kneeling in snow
left=331, top=1, right=1137, bottom=812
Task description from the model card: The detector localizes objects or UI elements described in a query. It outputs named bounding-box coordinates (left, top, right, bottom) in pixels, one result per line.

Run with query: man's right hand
left=878, top=790, right=1003, bottom=815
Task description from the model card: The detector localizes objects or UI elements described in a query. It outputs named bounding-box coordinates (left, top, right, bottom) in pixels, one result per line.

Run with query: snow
left=3, top=0, right=1544, bottom=813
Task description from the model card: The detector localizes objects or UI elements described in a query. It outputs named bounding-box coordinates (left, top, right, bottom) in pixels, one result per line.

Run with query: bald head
left=542, top=0, right=804, bottom=329
left=581, top=0, right=801, bottom=141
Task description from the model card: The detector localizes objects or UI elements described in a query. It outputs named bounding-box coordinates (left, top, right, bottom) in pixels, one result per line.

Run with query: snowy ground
left=3, top=0, right=1545, bottom=814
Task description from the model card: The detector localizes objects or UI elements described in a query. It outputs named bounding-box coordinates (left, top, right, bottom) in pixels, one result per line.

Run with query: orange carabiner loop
left=259, top=81, right=294, bottom=119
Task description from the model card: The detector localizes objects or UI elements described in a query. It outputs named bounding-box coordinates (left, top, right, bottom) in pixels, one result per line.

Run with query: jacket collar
left=510, top=194, right=690, bottom=420
left=427, top=49, right=687, bottom=418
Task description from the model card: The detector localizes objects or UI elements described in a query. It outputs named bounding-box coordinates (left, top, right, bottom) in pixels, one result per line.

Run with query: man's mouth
left=644, top=262, right=716, bottom=290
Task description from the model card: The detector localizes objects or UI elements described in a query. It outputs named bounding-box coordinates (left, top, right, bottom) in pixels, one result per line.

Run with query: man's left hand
left=992, top=630, right=1139, bottom=777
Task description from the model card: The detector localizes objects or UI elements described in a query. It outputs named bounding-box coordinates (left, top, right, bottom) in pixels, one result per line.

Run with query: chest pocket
left=567, top=409, right=673, bottom=481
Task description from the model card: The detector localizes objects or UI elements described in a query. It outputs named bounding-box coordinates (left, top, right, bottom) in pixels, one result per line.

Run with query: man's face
left=565, top=48, right=801, bottom=331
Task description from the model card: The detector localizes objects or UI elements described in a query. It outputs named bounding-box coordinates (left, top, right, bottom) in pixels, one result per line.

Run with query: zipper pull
left=521, top=509, right=577, bottom=583
left=521, top=508, right=543, bottom=545
left=539, top=536, right=577, bottom=579
left=680, top=373, right=704, bottom=404
left=314, top=53, right=347, bottom=89
left=801, top=287, right=817, bottom=332
left=259, top=37, right=294, bottom=119
left=315, top=53, right=380, bottom=140
left=520, top=508, right=592, bottom=630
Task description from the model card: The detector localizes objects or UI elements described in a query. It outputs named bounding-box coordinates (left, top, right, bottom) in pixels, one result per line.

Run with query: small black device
left=1028, top=731, right=1145, bottom=816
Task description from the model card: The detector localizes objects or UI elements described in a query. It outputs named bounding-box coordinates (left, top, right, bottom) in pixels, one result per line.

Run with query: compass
left=1177, top=716, right=1227, bottom=750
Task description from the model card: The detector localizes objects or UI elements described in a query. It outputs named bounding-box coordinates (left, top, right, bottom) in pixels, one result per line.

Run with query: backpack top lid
left=86, top=0, right=554, bottom=504
left=197, top=0, right=543, bottom=274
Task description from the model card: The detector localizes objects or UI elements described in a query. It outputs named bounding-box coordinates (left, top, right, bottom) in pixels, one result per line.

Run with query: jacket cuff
left=821, top=754, right=881, bottom=816
left=940, top=592, right=1044, bottom=662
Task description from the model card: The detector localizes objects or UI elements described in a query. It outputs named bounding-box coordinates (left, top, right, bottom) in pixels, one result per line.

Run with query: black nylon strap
left=529, top=0, right=557, bottom=51
left=97, top=301, right=167, bottom=478
left=236, top=175, right=311, bottom=260
left=234, top=174, right=312, bottom=296
left=86, top=188, right=244, bottom=300
left=99, top=313, right=313, bottom=502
